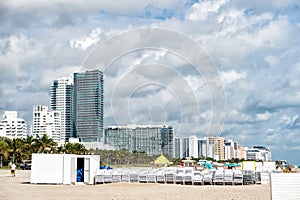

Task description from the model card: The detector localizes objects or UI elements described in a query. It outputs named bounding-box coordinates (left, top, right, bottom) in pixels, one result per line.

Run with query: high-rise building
left=181, top=137, right=190, bottom=158
left=105, top=124, right=174, bottom=156
left=74, top=70, right=104, bottom=142
left=224, top=139, right=238, bottom=160
left=174, top=137, right=181, bottom=158
left=32, top=105, right=61, bottom=143
left=174, top=135, right=272, bottom=161
left=197, top=138, right=209, bottom=158
left=188, top=135, right=198, bottom=158
left=0, top=111, right=27, bottom=139
left=174, top=136, right=210, bottom=159
left=208, top=137, right=225, bottom=160
left=51, top=77, right=74, bottom=142
left=174, top=136, right=193, bottom=158
left=160, top=125, right=174, bottom=156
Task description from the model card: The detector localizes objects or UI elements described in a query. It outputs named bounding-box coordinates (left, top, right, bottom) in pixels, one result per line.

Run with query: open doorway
left=76, top=158, right=84, bottom=182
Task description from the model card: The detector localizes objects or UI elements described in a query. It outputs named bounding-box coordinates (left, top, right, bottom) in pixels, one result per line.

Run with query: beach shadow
left=2, top=175, right=15, bottom=178
left=21, top=182, right=31, bottom=184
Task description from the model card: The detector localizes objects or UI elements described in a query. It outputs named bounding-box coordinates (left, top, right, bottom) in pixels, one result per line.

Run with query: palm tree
left=63, top=142, right=89, bottom=155
left=0, top=139, right=9, bottom=157
left=34, top=134, right=57, bottom=153
left=54, top=145, right=66, bottom=154
left=5, top=138, right=24, bottom=163
left=22, top=136, right=36, bottom=160
left=73, top=143, right=89, bottom=155
left=118, top=148, right=131, bottom=164
left=0, top=139, right=9, bottom=167
left=64, top=142, right=74, bottom=154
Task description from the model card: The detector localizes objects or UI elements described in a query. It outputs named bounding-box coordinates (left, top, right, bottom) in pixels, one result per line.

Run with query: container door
left=71, top=157, right=77, bottom=184
left=84, top=158, right=90, bottom=184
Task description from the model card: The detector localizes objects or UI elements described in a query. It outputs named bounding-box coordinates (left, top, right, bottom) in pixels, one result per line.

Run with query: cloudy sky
left=0, top=0, right=300, bottom=163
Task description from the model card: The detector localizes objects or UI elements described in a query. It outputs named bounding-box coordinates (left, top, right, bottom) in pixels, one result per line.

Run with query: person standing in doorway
left=10, top=162, right=16, bottom=177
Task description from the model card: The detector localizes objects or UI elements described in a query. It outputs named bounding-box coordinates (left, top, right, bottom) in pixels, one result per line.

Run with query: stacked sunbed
left=224, top=170, right=233, bottom=185
left=94, top=167, right=267, bottom=186
left=213, top=169, right=224, bottom=185
left=233, top=169, right=243, bottom=185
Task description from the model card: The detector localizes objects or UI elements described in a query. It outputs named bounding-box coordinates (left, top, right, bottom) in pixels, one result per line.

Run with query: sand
left=0, top=170, right=271, bottom=200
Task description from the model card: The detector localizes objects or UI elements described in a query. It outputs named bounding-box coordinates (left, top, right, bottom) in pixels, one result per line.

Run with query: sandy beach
left=0, top=170, right=270, bottom=200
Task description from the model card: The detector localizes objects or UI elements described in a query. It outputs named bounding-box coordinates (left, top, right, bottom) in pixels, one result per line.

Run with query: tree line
left=91, top=148, right=168, bottom=166
left=0, top=135, right=168, bottom=167
left=0, top=135, right=88, bottom=167
left=0, top=134, right=254, bottom=169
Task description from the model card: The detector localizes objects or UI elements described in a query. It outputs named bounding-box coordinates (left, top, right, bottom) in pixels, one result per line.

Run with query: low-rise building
left=236, top=145, right=247, bottom=159
left=246, top=146, right=272, bottom=161
left=68, top=137, right=115, bottom=151
left=0, top=111, right=27, bottom=139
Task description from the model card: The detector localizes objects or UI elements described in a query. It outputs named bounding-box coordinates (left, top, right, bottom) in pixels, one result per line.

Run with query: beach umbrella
left=154, top=154, right=170, bottom=166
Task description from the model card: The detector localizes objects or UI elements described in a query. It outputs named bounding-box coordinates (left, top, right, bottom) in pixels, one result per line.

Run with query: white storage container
left=30, top=153, right=100, bottom=185
left=270, top=173, right=300, bottom=200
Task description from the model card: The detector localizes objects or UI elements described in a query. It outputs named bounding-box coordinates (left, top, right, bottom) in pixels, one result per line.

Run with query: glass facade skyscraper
left=74, top=70, right=104, bottom=142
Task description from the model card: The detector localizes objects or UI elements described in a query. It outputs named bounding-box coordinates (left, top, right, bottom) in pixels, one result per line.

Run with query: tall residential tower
left=74, top=70, right=104, bottom=142
left=50, top=77, right=74, bottom=143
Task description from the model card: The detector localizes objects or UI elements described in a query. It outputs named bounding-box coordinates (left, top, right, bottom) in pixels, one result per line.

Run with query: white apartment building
left=174, top=136, right=271, bottom=161
left=50, top=77, right=74, bottom=143
left=32, top=105, right=61, bottom=144
left=224, top=139, right=238, bottom=160
left=246, top=146, right=272, bottom=161
left=0, top=111, right=27, bottom=139
left=174, top=136, right=242, bottom=160
left=174, top=136, right=213, bottom=159
left=174, top=137, right=190, bottom=158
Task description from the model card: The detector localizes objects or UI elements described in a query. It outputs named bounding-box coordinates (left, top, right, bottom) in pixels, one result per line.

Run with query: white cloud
left=221, top=70, right=246, bottom=84
left=0, top=34, right=42, bottom=84
left=256, top=111, right=272, bottom=121
left=69, top=28, right=104, bottom=50
left=1, top=0, right=101, bottom=15
left=185, top=75, right=205, bottom=91
left=185, top=0, right=229, bottom=21
left=0, top=0, right=188, bottom=26
left=265, top=55, right=280, bottom=66
left=280, top=115, right=300, bottom=128
left=248, top=15, right=294, bottom=49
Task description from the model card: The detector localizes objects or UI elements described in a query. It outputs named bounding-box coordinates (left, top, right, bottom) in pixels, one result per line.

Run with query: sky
left=0, top=0, right=300, bottom=164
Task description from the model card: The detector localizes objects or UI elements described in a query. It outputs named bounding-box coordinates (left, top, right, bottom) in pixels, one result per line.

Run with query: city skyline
left=0, top=1, right=299, bottom=164
left=0, top=109, right=273, bottom=162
